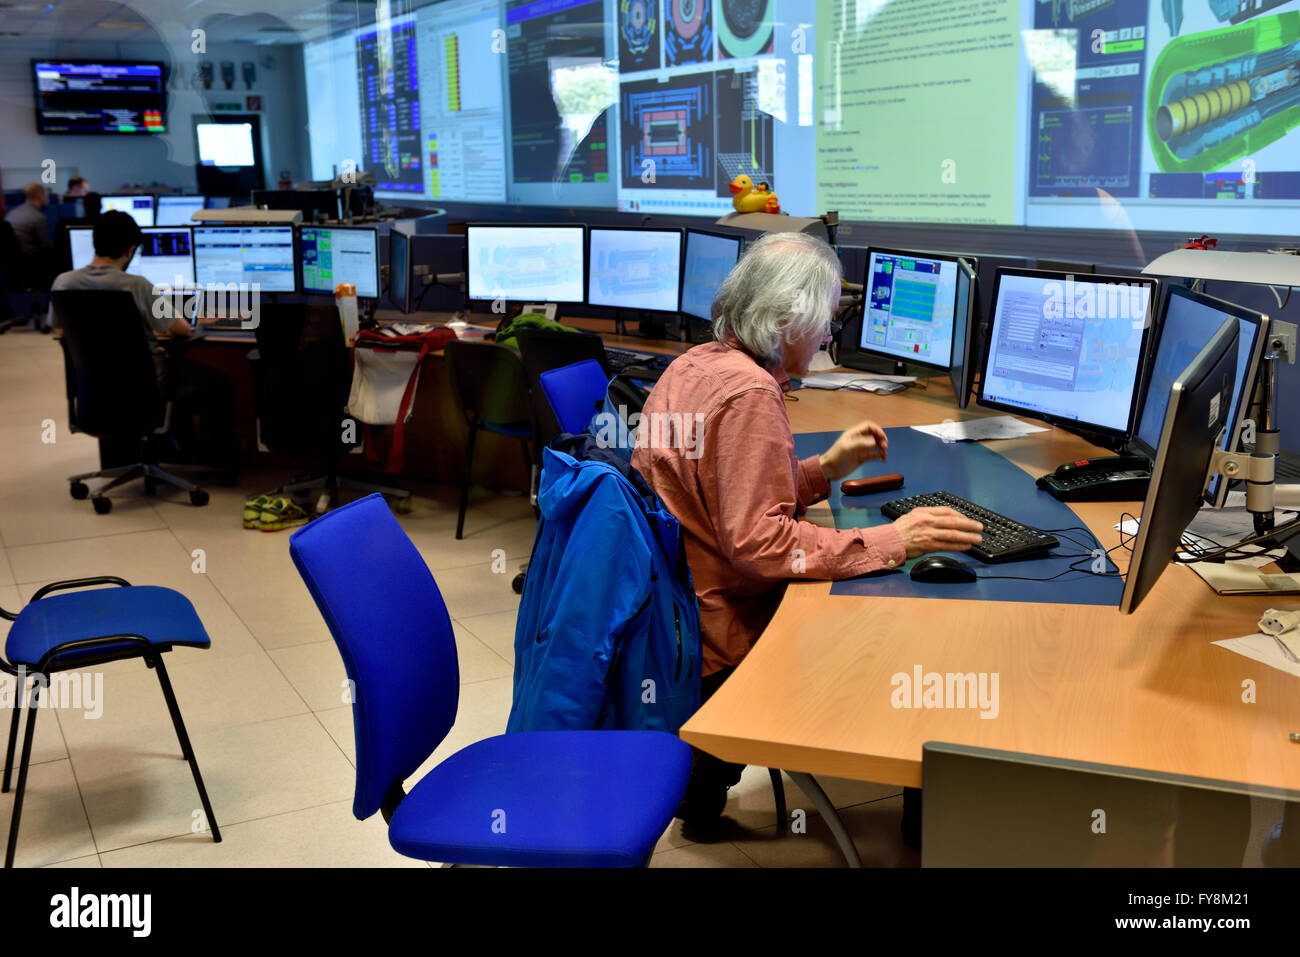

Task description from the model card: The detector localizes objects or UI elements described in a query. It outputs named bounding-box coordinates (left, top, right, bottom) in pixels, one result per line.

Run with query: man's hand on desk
left=819, top=419, right=889, bottom=481
left=893, top=507, right=984, bottom=558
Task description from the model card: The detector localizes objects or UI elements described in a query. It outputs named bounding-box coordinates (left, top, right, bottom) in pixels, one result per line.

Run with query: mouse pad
left=792, top=428, right=1124, bottom=607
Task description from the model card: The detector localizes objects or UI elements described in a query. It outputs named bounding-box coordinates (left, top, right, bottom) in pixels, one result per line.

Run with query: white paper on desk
left=1116, top=505, right=1296, bottom=567
left=798, top=371, right=914, bottom=394
left=911, top=415, right=1048, bottom=443
left=1212, top=633, right=1300, bottom=679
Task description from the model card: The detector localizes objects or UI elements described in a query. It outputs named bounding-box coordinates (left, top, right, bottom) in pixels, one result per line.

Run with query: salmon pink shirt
left=632, top=342, right=906, bottom=676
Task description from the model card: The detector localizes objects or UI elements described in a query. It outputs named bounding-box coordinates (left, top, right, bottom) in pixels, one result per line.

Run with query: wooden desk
left=679, top=378, right=1300, bottom=795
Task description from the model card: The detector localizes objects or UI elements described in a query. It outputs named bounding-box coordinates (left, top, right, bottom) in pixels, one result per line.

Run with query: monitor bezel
left=31, top=58, right=168, bottom=136
left=975, top=267, right=1158, bottom=441
left=66, top=224, right=194, bottom=282
left=1119, top=318, right=1239, bottom=614
left=297, top=223, right=382, bottom=300
left=192, top=223, right=299, bottom=294
left=465, top=222, right=587, bottom=305
left=949, top=256, right=979, bottom=409
left=585, top=224, right=685, bottom=316
left=389, top=227, right=413, bottom=314
left=154, top=194, right=207, bottom=225
left=99, top=194, right=156, bottom=227
left=857, top=246, right=970, bottom=372
left=1132, top=283, right=1270, bottom=507
left=680, top=227, right=743, bottom=322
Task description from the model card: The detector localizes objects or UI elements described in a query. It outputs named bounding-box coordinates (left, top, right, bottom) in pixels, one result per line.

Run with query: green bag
left=491, top=312, right=581, bottom=349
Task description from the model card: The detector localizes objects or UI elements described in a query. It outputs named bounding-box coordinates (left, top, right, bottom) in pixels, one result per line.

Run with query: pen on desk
left=1272, top=635, right=1300, bottom=664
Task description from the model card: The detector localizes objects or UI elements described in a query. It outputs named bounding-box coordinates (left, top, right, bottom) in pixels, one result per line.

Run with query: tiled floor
left=0, top=329, right=916, bottom=867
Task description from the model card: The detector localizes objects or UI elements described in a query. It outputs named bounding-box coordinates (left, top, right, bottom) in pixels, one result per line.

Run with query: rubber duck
left=729, top=174, right=781, bottom=214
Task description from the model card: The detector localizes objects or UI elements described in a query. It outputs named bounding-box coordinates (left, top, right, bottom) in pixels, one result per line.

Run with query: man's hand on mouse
left=893, top=506, right=984, bottom=558
left=819, top=419, right=888, bottom=481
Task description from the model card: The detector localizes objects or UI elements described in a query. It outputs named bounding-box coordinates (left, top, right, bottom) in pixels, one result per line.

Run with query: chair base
left=279, top=472, right=411, bottom=514
left=69, top=462, right=208, bottom=512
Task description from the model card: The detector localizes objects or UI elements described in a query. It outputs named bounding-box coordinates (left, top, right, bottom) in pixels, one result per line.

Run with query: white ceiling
left=0, top=0, right=413, bottom=45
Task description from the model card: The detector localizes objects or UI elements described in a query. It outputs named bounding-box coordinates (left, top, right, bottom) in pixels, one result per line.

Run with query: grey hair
left=711, top=231, right=842, bottom=366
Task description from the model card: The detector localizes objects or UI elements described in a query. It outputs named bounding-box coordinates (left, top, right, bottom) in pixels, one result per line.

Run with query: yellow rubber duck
left=729, top=174, right=780, bottom=214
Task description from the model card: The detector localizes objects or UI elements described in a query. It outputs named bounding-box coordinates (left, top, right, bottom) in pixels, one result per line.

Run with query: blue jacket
left=507, top=444, right=702, bottom=734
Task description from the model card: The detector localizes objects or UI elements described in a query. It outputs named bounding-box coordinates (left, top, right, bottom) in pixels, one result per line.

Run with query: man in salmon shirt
left=631, top=232, right=984, bottom=828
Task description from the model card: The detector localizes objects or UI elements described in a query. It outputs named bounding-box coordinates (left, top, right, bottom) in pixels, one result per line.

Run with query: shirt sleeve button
left=887, top=559, right=896, bottom=568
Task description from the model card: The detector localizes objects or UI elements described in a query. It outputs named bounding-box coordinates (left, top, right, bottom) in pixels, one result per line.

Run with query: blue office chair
left=0, top=579, right=221, bottom=868
left=538, top=360, right=610, bottom=436
left=289, top=493, right=692, bottom=867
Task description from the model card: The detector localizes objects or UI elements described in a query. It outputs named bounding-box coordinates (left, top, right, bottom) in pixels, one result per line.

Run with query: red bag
left=351, top=327, right=456, bottom=472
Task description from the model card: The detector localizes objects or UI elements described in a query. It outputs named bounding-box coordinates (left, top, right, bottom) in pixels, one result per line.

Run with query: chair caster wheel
left=511, top=572, right=526, bottom=594
left=394, top=496, right=413, bottom=515
left=190, top=489, right=210, bottom=507
left=92, top=497, right=112, bottom=514
left=70, top=482, right=89, bottom=500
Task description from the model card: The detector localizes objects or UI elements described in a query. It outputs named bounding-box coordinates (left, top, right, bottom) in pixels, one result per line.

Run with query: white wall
left=0, top=37, right=308, bottom=195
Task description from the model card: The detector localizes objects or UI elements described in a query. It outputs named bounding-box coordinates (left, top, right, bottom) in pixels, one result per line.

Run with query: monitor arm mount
left=1208, top=320, right=1296, bottom=537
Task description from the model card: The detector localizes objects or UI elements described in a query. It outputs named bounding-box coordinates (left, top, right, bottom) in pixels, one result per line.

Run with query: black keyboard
left=879, top=490, right=1060, bottom=564
left=605, top=347, right=669, bottom=374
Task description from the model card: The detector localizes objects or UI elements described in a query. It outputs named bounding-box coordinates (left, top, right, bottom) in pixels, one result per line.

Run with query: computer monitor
left=299, top=225, right=380, bottom=299
left=155, top=194, right=205, bottom=226
left=196, top=121, right=255, bottom=167
left=949, top=257, right=979, bottom=409
left=193, top=225, right=296, bottom=293
left=586, top=226, right=684, bottom=314
left=100, top=195, right=154, bottom=227
left=67, top=225, right=194, bottom=287
left=466, top=223, right=585, bottom=305
left=976, top=268, right=1158, bottom=439
left=1119, top=317, right=1238, bottom=615
left=680, top=228, right=742, bottom=322
left=389, top=228, right=413, bottom=314
left=1133, top=284, right=1268, bottom=507
left=858, top=247, right=969, bottom=370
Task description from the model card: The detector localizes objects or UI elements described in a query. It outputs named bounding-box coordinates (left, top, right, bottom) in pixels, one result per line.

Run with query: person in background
left=631, top=232, right=984, bottom=828
left=81, top=192, right=102, bottom=222
left=5, top=183, right=53, bottom=258
left=64, top=177, right=91, bottom=198
left=48, top=211, right=239, bottom=481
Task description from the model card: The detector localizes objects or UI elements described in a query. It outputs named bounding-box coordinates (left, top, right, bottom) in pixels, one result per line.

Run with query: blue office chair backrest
left=289, top=494, right=460, bottom=820
left=539, top=360, right=611, bottom=435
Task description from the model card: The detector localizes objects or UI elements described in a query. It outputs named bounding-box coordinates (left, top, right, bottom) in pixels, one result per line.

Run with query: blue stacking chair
left=537, top=359, right=611, bottom=436
left=289, top=493, right=692, bottom=867
left=0, top=578, right=221, bottom=868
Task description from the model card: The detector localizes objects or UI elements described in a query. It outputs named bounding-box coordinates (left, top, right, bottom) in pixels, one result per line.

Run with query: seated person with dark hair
left=48, top=211, right=239, bottom=479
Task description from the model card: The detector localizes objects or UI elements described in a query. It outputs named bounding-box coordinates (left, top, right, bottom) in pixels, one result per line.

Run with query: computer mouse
left=909, top=555, right=977, bottom=584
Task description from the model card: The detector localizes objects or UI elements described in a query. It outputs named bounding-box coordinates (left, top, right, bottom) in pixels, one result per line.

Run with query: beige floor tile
left=456, top=609, right=519, bottom=665
left=73, top=712, right=354, bottom=852
left=54, top=650, right=307, bottom=756
left=649, top=841, right=758, bottom=868
left=0, top=550, right=14, bottom=588
left=0, top=758, right=98, bottom=868
left=428, top=562, right=522, bottom=620
left=0, top=489, right=166, bottom=549
left=40, top=853, right=102, bottom=868
left=267, top=641, right=351, bottom=713
left=451, top=622, right=512, bottom=684
left=100, top=800, right=424, bottom=868
left=728, top=794, right=921, bottom=868
left=314, top=706, right=357, bottom=769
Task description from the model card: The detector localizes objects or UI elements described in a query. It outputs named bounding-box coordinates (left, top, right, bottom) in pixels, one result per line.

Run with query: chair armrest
left=28, top=576, right=132, bottom=603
